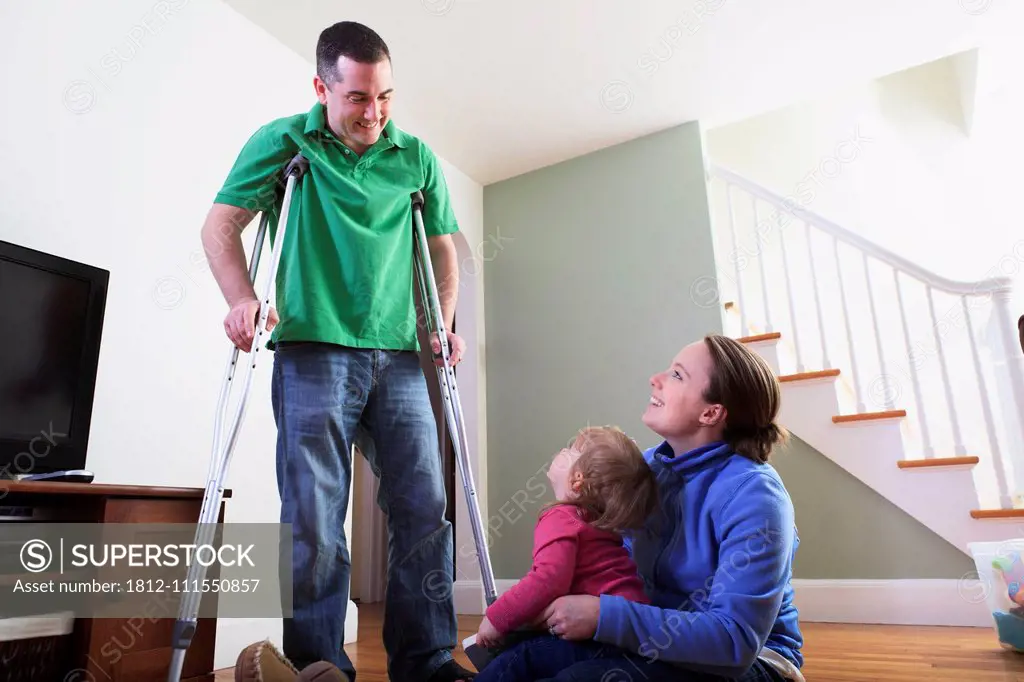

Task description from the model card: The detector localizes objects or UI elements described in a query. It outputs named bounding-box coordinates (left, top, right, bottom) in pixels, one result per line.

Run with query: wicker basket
left=0, top=612, right=75, bottom=682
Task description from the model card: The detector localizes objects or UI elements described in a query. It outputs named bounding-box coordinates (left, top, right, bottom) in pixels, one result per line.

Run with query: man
left=200, top=21, right=475, bottom=682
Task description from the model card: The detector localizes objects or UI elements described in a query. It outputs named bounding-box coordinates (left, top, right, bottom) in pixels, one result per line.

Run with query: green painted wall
left=481, top=122, right=723, bottom=578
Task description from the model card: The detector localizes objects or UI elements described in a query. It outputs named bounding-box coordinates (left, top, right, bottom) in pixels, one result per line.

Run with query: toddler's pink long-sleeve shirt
left=485, top=504, right=650, bottom=633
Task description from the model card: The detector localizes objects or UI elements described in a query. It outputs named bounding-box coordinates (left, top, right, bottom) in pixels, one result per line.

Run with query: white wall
left=0, top=0, right=486, bottom=670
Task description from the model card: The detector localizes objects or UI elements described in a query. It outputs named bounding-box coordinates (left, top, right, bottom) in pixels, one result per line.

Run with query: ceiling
left=224, top=0, right=1016, bottom=185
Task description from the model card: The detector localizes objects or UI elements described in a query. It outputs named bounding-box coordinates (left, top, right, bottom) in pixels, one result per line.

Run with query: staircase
left=706, top=164, right=1024, bottom=557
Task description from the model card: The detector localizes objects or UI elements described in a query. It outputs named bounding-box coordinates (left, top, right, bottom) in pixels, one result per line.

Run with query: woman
left=534, top=333, right=805, bottom=681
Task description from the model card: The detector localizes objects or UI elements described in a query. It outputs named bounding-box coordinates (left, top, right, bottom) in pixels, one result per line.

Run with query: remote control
left=21, top=470, right=95, bottom=484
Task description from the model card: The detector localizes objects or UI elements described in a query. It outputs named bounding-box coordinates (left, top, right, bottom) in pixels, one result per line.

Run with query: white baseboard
left=453, top=580, right=485, bottom=616
left=214, top=619, right=282, bottom=671
left=455, top=578, right=995, bottom=627
left=212, top=600, right=359, bottom=671
left=454, top=579, right=518, bottom=616
left=792, top=579, right=993, bottom=627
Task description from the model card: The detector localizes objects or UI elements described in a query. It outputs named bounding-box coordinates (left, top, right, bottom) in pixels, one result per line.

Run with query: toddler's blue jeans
left=474, top=634, right=789, bottom=682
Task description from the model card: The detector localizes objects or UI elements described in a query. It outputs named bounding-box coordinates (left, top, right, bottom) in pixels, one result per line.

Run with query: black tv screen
left=0, top=241, right=108, bottom=478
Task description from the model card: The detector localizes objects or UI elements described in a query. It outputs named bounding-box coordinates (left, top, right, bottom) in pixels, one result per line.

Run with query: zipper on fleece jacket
left=647, top=456, right=682, bottom=592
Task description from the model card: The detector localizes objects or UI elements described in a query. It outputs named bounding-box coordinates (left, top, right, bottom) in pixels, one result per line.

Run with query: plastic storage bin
left=969, top=539, right=1024, bottom=653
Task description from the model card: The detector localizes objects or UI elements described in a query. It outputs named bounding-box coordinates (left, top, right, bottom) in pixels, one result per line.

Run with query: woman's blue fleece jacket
left=594, top=440, right=804, bottom=678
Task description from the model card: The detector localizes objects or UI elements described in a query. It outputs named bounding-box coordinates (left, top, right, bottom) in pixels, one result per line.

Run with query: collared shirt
left=214, top=102, right=459, bottom=351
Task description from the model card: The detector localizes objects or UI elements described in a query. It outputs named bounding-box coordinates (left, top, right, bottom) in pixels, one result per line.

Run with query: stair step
left=897, top=456, right=980, bottom=470
left=737, top=331, right=781, bottom=344
left=832, top=409, right=907, bottom=424
left=970, top=508, right=1024, bottom=520
left=779, top=369, right=841, bottom=383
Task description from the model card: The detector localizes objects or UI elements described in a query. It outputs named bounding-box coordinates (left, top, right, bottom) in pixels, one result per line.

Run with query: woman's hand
left=541, top=595, right=600, bottom=640
left=475, top=616, right=503, bottom=649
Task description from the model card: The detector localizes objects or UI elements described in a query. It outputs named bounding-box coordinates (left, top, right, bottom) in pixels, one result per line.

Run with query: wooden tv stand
left=0, top=479, right=231, bottom=682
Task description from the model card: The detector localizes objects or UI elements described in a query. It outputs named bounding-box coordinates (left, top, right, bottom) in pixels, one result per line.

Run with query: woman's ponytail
left=729, top=421, right=788, bottom=464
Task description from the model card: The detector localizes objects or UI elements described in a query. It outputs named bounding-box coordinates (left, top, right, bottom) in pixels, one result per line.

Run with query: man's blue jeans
left=271, top=341, right=457, bottom=681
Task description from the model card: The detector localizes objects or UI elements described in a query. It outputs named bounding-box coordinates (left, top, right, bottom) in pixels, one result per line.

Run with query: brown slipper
left=234, top=639, right=300, bottom=682
left=296, top=661, right=352, bottom=681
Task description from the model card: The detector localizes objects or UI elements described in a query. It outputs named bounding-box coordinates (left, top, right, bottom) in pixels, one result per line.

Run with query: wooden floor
left=215, top=603, right=1024, bottom=681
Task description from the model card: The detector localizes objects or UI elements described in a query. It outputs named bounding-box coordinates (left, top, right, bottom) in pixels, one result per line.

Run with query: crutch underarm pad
left=412, top=190, right=425, bottom=210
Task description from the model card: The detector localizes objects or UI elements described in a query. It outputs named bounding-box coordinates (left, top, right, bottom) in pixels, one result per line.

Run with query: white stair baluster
left=863, top=253, right=893, bottom=410
left=751, top=196, right=773, bottom=333
left=833, top=235, right=865, bottom=412
left=805, top=222, right=830, bottom=369
left=779, top=216, right=804, bottom=372
left=894, top=270, right=933, bottom=458
left=927, top=286, right=966, bottom=456
left=962, top=295, right=1012, bottom=508
left=724, top=184, right=748, bottom=337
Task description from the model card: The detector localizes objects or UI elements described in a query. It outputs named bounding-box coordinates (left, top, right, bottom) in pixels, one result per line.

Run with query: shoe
left=427, top=659, right=477, bottom=682
left=296, top=661, right=352, bottom=681
left=234, top=639, right=300, bottom=682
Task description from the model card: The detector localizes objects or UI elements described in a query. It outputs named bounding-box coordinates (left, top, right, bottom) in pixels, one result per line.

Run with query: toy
left=992, top=552, right=1024, bottom=614
left=990, top=551, right=1024, bottom=652
left=993, top=612, right=1024, bottom=653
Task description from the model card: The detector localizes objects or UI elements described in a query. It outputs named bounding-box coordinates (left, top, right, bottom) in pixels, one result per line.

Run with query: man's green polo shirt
left=214, top=102, right=459, bottom=352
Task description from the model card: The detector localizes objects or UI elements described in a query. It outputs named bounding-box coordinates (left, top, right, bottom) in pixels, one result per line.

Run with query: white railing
left=707, top=164, right=1024, bottom=510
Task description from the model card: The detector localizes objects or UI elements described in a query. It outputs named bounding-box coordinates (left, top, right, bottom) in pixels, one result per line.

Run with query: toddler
left=471, top=425, right=659, bottom=681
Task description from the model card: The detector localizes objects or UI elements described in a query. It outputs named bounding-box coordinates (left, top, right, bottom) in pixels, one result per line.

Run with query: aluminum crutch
left=410, top=191, right=498, bottom=609
left=166, top=153, right=310, bottom=682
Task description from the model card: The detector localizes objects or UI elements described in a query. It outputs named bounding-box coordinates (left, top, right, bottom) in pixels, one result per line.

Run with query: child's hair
left=549, top=425, right=659, bottom=535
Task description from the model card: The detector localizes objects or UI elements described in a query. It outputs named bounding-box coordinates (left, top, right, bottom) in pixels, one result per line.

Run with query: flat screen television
left=0, top=240, right=108, bottom=481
